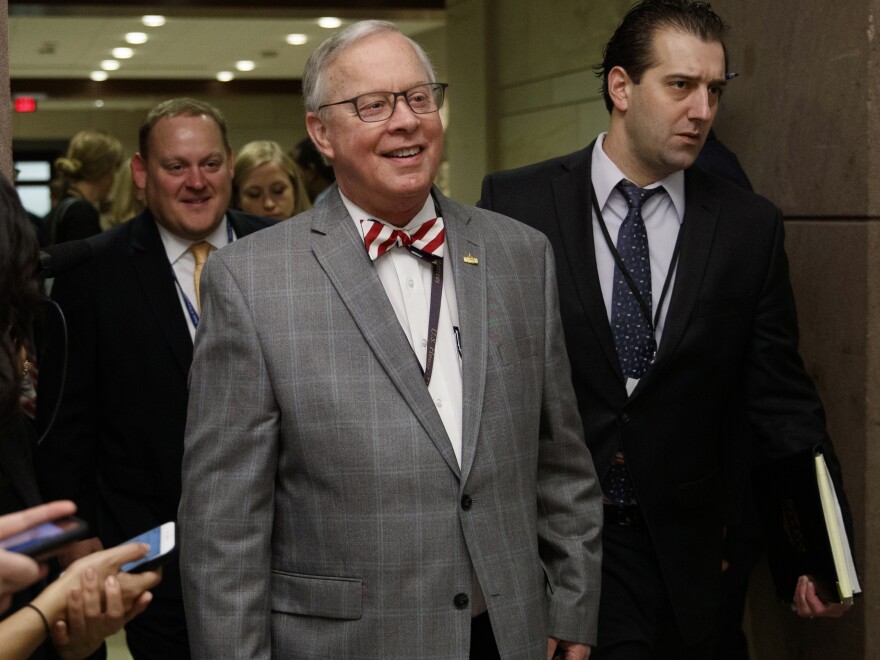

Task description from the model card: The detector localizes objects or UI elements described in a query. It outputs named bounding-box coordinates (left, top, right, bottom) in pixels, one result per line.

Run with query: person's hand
left=0, top=501, right=77, bottom=613
left=50, top=543, right=161, bottom=611
left=56, top=537, right=104, bottom=569
left=50, top=569, right=153, bottom=660
left=791, top=575, right=851, bottom=618
left=547, top=637, right=591, bottom=659
left=0, top=550, right=43, bottom=614
left=31, top=542, right=161, bottom=641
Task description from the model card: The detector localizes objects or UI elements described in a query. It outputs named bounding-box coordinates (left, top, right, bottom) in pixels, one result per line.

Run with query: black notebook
left=753, top=446, right=860, bottom=604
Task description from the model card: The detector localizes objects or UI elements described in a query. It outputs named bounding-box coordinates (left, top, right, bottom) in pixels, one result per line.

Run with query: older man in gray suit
left=178, top=20, right=602, bottom=660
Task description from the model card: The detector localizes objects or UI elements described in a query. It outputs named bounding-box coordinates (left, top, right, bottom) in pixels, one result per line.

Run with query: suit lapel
left=439, top=195, right=486, bottom=482
left=129, top=212, right=193, bottom=376
left=552, top=150, right=722, bottom=397
left=651, top=168, right=720, bottom=371
left=310, top=193, right=461, bottom=478
left=552, top=144, right=626, bottom=384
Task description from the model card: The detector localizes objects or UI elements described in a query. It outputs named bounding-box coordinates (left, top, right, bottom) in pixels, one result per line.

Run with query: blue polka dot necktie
left=610, top=180, right=663, bottom=379
left=604, top=179, right=663, bottom=509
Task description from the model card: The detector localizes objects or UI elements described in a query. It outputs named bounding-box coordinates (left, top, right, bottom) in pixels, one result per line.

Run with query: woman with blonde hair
left=100, top=157, right=145, bottom=231
left=43, top=130, right=123, bottom=245
left=233, top=140, right=311, bottom=222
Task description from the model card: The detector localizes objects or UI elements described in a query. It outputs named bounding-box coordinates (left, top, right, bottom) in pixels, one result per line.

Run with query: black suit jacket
left=35, top=209, right=272, bottom=605
left=479, top=142, right=850, bottom=641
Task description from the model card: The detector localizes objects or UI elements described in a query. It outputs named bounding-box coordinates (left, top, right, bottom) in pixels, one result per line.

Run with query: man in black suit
left=35, top=98, right=272, bottom=659
left=480, top=1, right=851, bottom=657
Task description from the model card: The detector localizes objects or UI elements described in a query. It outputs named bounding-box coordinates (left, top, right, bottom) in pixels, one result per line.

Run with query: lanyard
left=412, top=195, right=444, bottom=387
left=171, top=222, right=234, bottom=329
left=407, top=246, right=444, bottom=387
left=590, top=185, right=682, bottom=341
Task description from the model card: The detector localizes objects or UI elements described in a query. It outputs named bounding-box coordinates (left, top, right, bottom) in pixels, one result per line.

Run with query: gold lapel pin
left=463, top=253, right=479, bottom=265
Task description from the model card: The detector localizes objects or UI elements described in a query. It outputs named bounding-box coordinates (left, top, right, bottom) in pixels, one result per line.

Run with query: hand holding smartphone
left=120, top=522, right=176, bottom=573
left=0, top=516, right=89, bottom=559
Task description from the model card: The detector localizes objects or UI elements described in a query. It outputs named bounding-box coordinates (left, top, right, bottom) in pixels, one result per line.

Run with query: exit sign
left=14, top=97, right=37, bottom=113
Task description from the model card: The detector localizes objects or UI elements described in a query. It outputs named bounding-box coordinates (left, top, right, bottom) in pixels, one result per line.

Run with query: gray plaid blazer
left=178, top=188, right=602, bottom=659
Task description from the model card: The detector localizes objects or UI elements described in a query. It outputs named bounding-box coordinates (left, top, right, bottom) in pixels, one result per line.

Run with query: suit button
left=453, top=593, right=470, bottom=609
left=621, top=413, right=631, bottom=423
left=461, top=495, right=472, bottom=510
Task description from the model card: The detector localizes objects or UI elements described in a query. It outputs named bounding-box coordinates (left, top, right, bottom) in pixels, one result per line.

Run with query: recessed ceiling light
left=235, top=60, right=255, bottom=72
left=142, top=15, right=166, bottom=28
left=112, top=47, right=134, bottom=59
left=216, top=71, right=234, bottom=82
left=318, top=17, right=342, bottom=29
left=125, top=32, right=148, bottom=45
left=286, top=34, right=308, bottom=45
left=90, top=71, right=109, bottom=82
left=95, top=100, right=105, bottom=108
left=101, top=60, right=120, bottom=71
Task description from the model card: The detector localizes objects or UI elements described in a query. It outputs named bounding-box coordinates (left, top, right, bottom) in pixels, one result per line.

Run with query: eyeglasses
left=318, top=83, right=448, bottom=123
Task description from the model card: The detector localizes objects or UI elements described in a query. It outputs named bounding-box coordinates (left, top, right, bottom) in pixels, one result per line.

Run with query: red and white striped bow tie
left=360, top=217, right=446, bottom=261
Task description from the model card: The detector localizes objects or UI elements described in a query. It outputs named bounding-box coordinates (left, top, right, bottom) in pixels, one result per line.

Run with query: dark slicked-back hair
left=596, top=0, right=728, bottom=112
left=138, top=97, right=231, bottom=160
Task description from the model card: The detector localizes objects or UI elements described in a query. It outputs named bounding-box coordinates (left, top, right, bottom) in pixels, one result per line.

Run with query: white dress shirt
left=341, top=192, right=464, bottom=466
left=157, top=216, right=235, bottom=340
left=591, top=133, right=685, bottom=392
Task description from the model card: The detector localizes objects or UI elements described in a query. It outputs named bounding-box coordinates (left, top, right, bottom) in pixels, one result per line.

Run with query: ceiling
left=8, top=1, right=445, bottom=100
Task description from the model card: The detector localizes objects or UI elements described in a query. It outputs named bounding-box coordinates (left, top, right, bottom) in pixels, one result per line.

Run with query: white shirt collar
left=156, top=215, right=232, bottom=265
left=339, top=191, right=438, bottom=236
left=592, top=132, right=686, bottom=222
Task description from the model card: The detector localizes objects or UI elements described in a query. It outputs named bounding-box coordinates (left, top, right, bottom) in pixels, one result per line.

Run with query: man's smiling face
left=133, top=113, right=233, bottom=240
left=306, top=31, right=443, bottom=227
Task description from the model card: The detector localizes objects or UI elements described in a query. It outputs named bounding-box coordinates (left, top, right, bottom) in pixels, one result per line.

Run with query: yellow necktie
left=189, top=241, right=213, bottom=313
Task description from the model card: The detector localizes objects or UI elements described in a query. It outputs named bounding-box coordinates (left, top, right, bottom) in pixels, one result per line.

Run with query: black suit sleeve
left=743, top=211, right=853, bottom=538
left=477, top=174, right=494, bottom=210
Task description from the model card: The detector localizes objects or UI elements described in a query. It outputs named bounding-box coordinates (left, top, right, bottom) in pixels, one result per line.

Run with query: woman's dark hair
left=596, top=0, right=728, bottom=112
left=0, top=175, right=41, bottom=422
left=292, top=137, right=335, bottom=183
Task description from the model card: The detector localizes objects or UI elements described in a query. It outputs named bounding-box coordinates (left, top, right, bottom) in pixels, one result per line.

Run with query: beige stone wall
left=711, top=1, right=878, bottom=216
left=445, top=0, right=491, bottom=203
left=445, top=0, right=630, bottom=204
left=488, top=0, right=625, bottom=170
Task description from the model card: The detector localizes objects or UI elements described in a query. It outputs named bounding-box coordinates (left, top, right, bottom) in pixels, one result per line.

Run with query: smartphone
left=0, top=516, right=89, bottom=558
left=121, top=522, right=176, bottom=573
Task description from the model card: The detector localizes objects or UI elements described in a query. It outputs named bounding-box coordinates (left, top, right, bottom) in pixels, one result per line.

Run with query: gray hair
left=302, top=20, right=437, bottom=114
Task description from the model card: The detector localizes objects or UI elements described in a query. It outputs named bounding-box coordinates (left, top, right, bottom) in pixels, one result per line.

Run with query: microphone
left=38, top=240, right=94, bottom=277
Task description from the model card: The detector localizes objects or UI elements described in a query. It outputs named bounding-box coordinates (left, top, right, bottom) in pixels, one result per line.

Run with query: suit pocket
left=270, top=570, right=363, bottom=620
left=692, top=295, right=754, bottom=320
left=496, top=334, right=539, bottom=366
left=673, top=471, right=722, bottom=515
